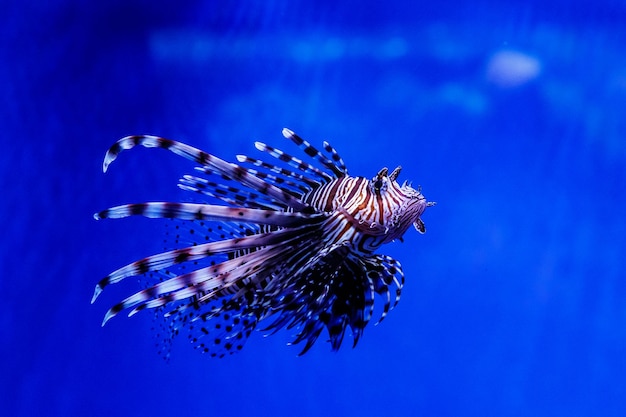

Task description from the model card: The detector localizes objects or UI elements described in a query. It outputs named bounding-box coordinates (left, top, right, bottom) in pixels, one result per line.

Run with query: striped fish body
left=302, top=174, right=428, bottom=253
left=93, top=128, right=434, bottom=357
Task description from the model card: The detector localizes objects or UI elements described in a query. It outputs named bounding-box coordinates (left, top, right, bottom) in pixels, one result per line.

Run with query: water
left=2, top=1, right=626, bottom=416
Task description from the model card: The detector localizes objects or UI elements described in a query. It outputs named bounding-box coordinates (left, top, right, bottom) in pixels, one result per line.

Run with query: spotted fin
left=94, top=202, right=324, bottom=227
left=103, top=135, right=310, bottom=211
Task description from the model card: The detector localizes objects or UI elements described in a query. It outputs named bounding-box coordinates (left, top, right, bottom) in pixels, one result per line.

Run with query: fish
left=93, top=128, right=435, bottom=358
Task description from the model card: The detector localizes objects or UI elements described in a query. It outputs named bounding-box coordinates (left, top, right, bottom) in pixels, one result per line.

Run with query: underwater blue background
left=2, top=1, right=626, bottom=416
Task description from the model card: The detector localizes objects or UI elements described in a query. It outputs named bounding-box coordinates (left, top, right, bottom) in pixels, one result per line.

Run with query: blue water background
left=2, top=1, right=626, bottom=416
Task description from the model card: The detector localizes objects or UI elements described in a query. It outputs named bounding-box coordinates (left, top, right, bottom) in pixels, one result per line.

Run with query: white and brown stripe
left=94, top=128, right=434, bottom=358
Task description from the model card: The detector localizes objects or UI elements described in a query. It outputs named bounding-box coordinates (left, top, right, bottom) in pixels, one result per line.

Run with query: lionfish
left=93, top=128, right=434, bottom=358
